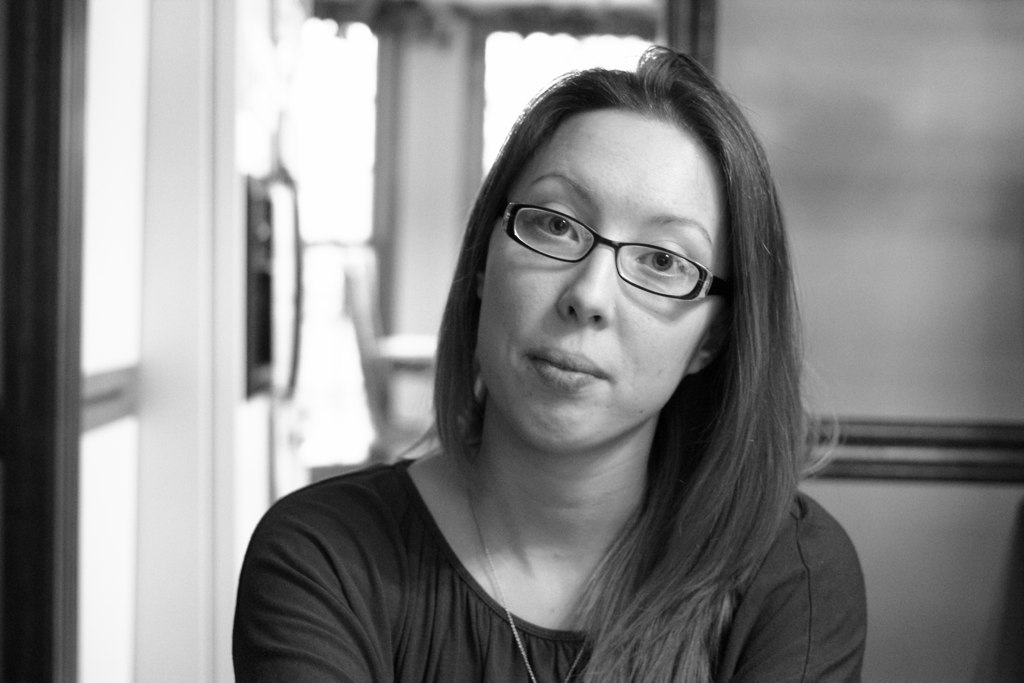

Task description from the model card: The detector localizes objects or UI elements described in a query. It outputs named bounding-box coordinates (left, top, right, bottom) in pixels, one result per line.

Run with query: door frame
left=0, top=0, right=87, bottom=679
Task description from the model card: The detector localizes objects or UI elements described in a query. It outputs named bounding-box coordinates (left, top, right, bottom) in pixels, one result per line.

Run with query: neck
left=466, top=418, right=650, bottom=575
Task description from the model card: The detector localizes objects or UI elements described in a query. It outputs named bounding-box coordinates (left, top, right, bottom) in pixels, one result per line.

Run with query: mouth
left=526, top=348, right=609, bottom=388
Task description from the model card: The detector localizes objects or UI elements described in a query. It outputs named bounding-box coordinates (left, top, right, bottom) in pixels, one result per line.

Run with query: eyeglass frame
left=502, top=202, right=731, bottom=301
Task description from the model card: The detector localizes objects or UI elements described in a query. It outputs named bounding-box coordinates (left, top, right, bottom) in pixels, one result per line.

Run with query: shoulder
left=257, top=463, right=410, bottom=528
left=240, top=462, right=424, bottom=612
left=233, top=462, right=422, bottom=680
left=247, top=462, right=416, bottom=564
left=774, top=493, right=864, bottom=591
left=718, top=492, right=867, bottom=682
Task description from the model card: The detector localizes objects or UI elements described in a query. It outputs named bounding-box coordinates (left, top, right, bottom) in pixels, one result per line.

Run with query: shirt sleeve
left=232, top=481, right=400, bottom=682
left=717, top=494, right=867, bottom=683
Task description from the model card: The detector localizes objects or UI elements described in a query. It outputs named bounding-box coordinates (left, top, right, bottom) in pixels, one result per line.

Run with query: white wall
left=78, top=0, right=149, bottom=679
left=804, top=480, right=1024, bottom=682
left=136, top=0, right=248, bottom=680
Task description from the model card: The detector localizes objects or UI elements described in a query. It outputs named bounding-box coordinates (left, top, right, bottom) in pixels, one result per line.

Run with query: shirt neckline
left=392, top=458, right=586, bottom=643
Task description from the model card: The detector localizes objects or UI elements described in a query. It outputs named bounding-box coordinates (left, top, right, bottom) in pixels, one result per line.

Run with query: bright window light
left=483, top=32, right=652, bottom=170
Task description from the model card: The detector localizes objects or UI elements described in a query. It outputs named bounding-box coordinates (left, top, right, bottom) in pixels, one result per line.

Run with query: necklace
left=469, top=496, right=585, bottom=683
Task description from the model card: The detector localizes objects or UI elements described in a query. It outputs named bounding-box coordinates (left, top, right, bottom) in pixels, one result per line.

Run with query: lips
left=526, top=348, right=609, bottom=388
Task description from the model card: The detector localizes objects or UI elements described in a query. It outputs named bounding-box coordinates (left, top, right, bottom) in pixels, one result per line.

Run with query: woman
left=234, top=47, right=866, bottom=682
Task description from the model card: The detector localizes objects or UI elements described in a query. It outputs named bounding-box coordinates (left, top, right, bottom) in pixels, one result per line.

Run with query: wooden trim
left=814, top=420, right=1024, bottom=482
left=833, top=418, right=1024, bottom=449
left=0, top=0, right=86, bottom=679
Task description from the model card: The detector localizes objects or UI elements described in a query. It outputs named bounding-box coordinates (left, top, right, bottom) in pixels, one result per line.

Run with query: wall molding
left=817, top=419, right=1024, bottom=482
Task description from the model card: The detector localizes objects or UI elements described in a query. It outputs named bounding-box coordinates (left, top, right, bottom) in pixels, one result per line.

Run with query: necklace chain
left=469, top=496, right=585, bottom=683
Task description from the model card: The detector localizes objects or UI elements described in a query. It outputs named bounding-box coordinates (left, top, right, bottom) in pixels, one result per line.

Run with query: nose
left=556, top=245, right=619, bottom=326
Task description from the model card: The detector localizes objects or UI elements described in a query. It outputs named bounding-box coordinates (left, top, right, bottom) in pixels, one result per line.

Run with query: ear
left=684, top=309, right=729, bottom=377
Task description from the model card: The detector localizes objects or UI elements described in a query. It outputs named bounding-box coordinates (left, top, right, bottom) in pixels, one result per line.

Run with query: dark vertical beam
left=462, top=26, right=486, bottom=219
left=371, top=16, right=402, bottom=335
left=0, top=0, right=6, bottom=670
left=0, top=0, right=8, bottom=409
left=0, top=0, right=86, bottom=679
left=665, top=0, right=717, bottom=72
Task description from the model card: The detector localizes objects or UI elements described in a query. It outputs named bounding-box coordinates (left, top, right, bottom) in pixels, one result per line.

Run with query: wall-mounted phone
left=245, top=173, right=302, bottom=399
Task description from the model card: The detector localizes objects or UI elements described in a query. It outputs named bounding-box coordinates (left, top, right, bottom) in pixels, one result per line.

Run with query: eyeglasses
left=503, top=203, right=731, bottom=301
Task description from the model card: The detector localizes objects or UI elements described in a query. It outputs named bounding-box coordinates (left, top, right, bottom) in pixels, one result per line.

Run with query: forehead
left=521, top=111, right=717, bottom=203
left=509, top=109, right=726, bottom=256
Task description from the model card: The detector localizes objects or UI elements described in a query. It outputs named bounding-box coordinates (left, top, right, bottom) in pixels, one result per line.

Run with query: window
left=483, top=32, right=652, bottom=169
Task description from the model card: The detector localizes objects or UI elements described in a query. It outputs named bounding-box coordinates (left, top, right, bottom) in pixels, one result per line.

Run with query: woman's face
left=476, top=109, right=728, bottom=459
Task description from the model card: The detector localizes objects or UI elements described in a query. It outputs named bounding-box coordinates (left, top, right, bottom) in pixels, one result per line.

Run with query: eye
left=632, top=247, right=701, bottom=282
left=647, top=251, right=678, bottom=272
left=539, top=214, right=575, bottom=238
left=518, top=207, right=584, bottom=244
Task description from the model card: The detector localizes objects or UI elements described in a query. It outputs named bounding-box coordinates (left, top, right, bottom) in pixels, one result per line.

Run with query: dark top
left=233, top=461, right=866, bottom=682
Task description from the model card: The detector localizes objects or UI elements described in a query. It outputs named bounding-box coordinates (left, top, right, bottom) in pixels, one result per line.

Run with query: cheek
left=476, top=255, right=536, bottom=363
left=478, top=242, right=552, bottom=327
left=622, top=313, right=712, bottom=391
left=478, top=262, right=520, bottom=326
left=631, top=337, right=688, bottom=389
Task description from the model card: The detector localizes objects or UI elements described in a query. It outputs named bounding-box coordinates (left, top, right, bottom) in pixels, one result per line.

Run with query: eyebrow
left=644, top=213, right=714, bottom=251
left=525, top=172, right=716, bottom=248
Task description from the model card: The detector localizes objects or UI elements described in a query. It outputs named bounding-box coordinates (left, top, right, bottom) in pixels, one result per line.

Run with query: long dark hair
left=433, top=47, right=806, bottom=682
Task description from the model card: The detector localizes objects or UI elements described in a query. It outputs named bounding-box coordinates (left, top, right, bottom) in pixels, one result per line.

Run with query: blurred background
left=2, top=0, right=1023, bottom=680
